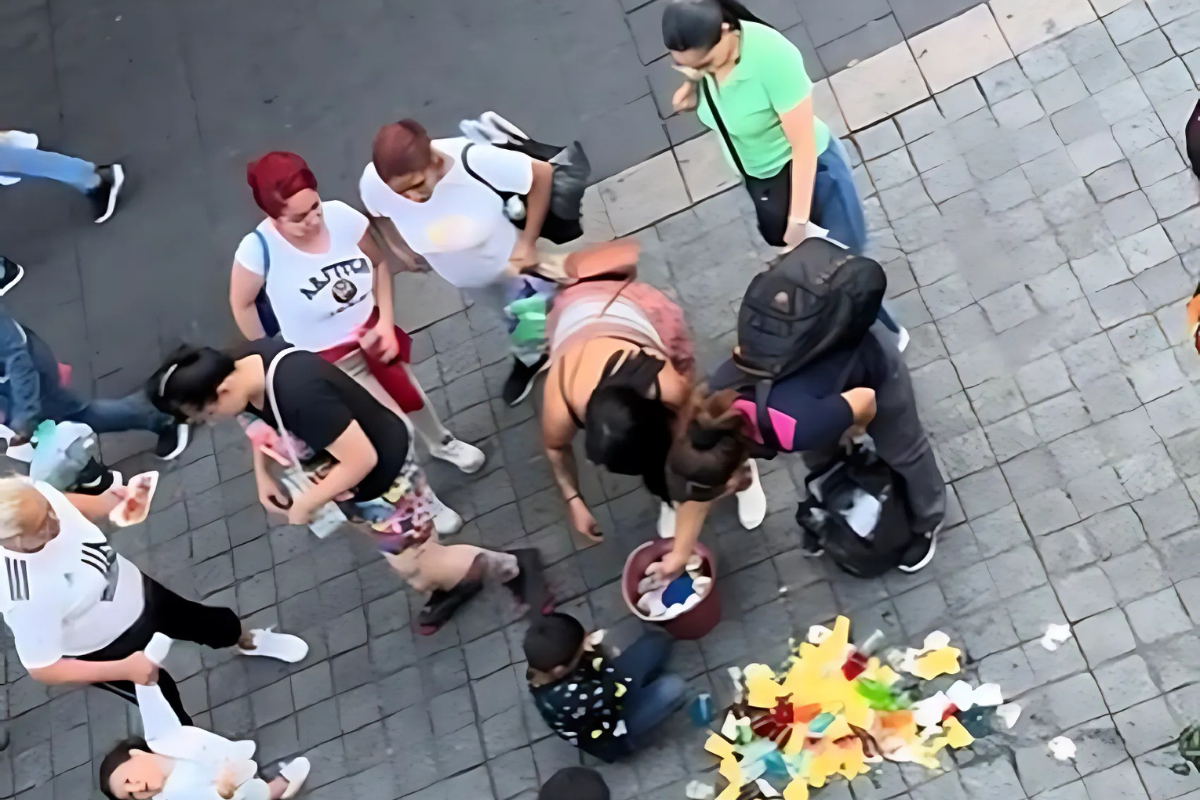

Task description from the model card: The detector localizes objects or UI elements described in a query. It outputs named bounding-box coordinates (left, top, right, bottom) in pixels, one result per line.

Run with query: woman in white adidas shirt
left=228, top=152, right=484, bottom=489
left=0, top=477, right=308, bottom=724
left=359, top=119, right=555, bottom=406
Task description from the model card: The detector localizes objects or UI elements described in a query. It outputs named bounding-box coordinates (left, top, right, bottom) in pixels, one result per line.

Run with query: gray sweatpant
left=804, top=329, right=947, bottom=534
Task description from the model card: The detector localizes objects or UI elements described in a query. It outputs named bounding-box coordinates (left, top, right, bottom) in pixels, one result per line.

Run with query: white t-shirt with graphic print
left=358, top=137, right=533, bottom=289
left=234, top=200, right=375, bottom=351
left=0, top=482, right=146, bottom=669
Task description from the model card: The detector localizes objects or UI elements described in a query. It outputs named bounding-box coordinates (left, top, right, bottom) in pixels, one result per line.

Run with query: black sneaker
left=0, top=257, right=24, bottom=296
left=87, top=164, right=125, bottom=223
left=801, top=529, right=825, bottom=558
left=897, top=525, right=940, bottom=573
left=503, top=354, right=547, bottom=406
left=155, top=423, right=190, bottom=460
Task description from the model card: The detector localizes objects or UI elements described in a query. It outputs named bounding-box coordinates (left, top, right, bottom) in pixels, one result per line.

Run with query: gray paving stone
left=1095, top=77, right=1155, bottom=126
left=867, top=149, right=920, bottom=190
left=1115, top=697, right=1178, bottom=756
left=993, top=90, right=1047, bottom=129
left=1106, top=1, right=1160, bottom=45
left=1053, top=565, right=1120, bottom=620
left=896, top=99, right=947, bottom=142
left=1096, top=653, right=1162, bottom=712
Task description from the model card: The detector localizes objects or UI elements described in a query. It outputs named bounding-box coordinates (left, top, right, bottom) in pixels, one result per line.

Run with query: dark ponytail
left=662, top=0, right=766, bottom=52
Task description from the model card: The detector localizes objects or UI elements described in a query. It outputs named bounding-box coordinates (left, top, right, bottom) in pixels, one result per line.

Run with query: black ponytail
left=662, top=0, right=767, bottom=52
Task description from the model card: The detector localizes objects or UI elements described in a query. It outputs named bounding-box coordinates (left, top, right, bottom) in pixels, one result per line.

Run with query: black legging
left=76, top=576, right=242, bottom=725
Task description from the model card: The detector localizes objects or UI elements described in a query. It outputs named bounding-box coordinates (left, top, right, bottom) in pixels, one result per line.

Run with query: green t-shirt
left=696, top=22, right=831, bottom=180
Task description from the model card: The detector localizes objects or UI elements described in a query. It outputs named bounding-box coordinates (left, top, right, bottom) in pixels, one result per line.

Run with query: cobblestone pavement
left=14, top=2, right=1200, bottom=800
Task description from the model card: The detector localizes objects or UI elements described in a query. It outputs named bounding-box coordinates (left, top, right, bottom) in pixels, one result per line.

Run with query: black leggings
left=77, top=576, right=242, bottom=725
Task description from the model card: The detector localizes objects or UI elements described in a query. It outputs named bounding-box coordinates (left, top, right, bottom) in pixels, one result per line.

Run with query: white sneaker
left=429, top=437, right=485, bottom=474
left=236, top=627, right=308, bottom=663
left=431, top=495, right=464, bottom=535
left=896, top=325, right=910, bottom=352
left=279, top=757, right=311, bottom=800
left=658, top=503, right=676, bottom=539
left=736, top=460, right=767, bottom=530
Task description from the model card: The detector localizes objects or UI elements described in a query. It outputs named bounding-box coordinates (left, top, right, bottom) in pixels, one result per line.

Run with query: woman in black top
left=148, top=340, right=544, bottom=632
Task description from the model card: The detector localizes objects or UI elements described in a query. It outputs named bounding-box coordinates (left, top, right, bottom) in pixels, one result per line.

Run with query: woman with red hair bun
left=229, top=152, right=485, bottom=532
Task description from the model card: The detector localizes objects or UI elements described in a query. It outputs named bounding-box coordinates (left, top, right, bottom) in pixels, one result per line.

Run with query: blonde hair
left=0, top=476, right=35, bottom=541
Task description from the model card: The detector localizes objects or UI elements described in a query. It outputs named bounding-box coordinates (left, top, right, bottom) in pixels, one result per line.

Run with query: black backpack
left=1187, top=98, right=1200, bottom=179
left=730, top=237, right=886, bottom=450
left=796, top=444, right=912, bottom=577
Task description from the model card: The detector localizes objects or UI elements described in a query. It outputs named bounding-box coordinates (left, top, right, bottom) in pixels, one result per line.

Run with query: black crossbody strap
left=701, top=77, right=747, bottom=178
left=460, top=143, right=502, bottom=196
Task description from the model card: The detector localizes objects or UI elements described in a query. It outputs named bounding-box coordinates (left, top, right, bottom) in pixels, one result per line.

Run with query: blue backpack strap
left=252, top=229, right=270, bottom=278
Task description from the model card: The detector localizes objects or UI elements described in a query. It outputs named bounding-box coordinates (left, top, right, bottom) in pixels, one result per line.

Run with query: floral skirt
left=340, top=447, right=436, bottom=555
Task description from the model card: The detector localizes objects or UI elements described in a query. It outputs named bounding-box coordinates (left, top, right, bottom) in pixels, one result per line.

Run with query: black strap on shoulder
left=701, top=78, right=746, bottom=178
left=754, top=379, right=780, bottom=452
left=460, top=143, right=503, bottom=197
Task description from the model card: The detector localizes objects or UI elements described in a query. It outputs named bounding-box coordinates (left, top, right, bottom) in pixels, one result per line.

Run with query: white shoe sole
left=896, top=325, right=910, bottom=352
left=158, top=424, right=190, bottom=460
left=430, top=441, right=485, bottom=474
left=0, top=262, right=23, bottom=296
left=897, top=529, right=938, bottom=573
left=736, top=459, right=767, bottom=530
left=433, top=508, right=464, bottom=535
left=95, top=165, right=124, bottom=224
left=237, top=630, right=309, bottom=663
left=658, top=503, right=676, bottom=539
left=279, top=757, right=311, bottom=800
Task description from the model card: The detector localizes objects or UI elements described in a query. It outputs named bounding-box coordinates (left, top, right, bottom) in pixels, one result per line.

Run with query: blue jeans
left=614, top=633, right=688, bottom=747
left=744, top=137, right=868, bottom=255
left=0, top=143, right=100, bottom=193
left=26, top=329, right=172, bottom=435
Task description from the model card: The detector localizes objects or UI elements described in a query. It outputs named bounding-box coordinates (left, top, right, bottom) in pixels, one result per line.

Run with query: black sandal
left=416, top=579, right=483, bottom=635
left=504, top=548, right=553, bottom=615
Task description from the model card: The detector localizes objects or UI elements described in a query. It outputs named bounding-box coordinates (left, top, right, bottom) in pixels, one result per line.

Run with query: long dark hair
left=665, top=387, right=751, bottom=502
left=662, top=0, right=766, bottom=52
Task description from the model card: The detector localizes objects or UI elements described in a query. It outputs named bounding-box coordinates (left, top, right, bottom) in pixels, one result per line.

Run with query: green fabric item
left=696, top=22, right=831, bottom=179
left=506, top=294, right=548, bottom=346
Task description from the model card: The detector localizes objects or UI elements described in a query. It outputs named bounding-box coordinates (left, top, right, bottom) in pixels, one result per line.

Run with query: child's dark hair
left=524, top=613, right=586, bottom=672
left=147, top=344, right=236, bottom=418
left=99, top=737, right=148, bottom=800
left=539, top=767, right=611, bottom=800
left=662, top=0, right=766, bottom=53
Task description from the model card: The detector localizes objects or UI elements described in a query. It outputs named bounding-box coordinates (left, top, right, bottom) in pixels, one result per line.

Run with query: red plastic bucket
left=621, top=539, right=721, bottom=640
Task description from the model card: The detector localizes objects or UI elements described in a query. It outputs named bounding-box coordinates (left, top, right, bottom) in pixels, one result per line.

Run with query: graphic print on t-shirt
left=299, top=257, right=371, bottom=312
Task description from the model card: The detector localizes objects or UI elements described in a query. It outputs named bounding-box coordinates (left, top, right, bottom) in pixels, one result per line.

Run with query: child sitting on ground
left=524, top=612, right=687, bottom=762
left=539, top=767, right=609, bottom=800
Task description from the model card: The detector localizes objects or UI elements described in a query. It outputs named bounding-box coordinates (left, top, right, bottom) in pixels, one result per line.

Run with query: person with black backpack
left=662, top=239, right=946, bottom=575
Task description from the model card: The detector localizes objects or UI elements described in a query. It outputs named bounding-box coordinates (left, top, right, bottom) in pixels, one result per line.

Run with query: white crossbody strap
left=264, top=346, right=308, bottom=485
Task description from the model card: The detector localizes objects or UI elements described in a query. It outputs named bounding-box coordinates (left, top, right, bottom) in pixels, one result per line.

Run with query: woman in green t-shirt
left=662, top=0, right=866, bottom=255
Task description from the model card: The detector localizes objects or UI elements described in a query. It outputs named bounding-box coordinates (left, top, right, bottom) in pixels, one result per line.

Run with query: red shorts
left=318, top=307, right=424, bottom=413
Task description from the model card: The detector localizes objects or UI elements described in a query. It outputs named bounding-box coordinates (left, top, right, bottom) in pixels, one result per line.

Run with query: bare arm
left=230, top=263, right=267, bottom=340
left=779, top=96, right=819, bottom=230
left=843, top=387, right=877, bottom=428
left=519, top=160, right=553, bottom=249
left=543, top=379, right=601, bottom=539
left=361, top=233, right=395, bottom=330
left=295, top=422, right=377, bottom=512
left=65, top=489, right=124, bottom=521
left=30, top=656, right=136, bottom=685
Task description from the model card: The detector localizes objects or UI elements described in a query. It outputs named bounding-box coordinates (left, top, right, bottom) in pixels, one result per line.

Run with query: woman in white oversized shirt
left=228, top=152, right=484, bottom=495
left=100, top=652, right=310, bottom=800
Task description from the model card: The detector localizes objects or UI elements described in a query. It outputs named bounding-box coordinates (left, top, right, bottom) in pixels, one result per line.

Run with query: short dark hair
left=524, top=613, right=586, bottom=672
left=99, top=737, right=148, bottom=800
left=539, top=768, right=610, bottom=800
left=373, top=120, right=434, bottom=182
left=147, top=344, right=236, bottom=418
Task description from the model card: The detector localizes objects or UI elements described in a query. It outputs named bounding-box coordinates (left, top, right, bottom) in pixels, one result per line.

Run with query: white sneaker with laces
left=657, top=503, right=676, bottom=539
left=736, top=459, right=767, bottom=530
left=431, top=493, right=464, bottom=535
left=236, top=627, right=308, bottom=663
left=279, top=757, right=311, bottom=800
left=429, top=437, right=485, bottom=474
